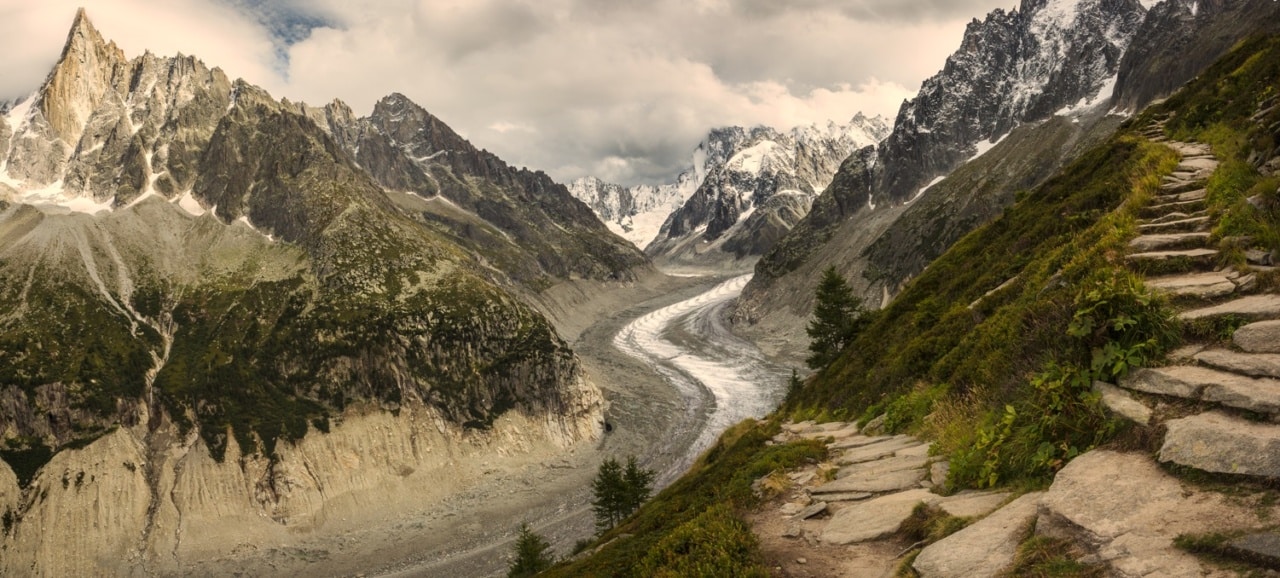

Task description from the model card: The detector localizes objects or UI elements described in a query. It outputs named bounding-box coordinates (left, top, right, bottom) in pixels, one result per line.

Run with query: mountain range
left=570, top=115, right=889, bottom=265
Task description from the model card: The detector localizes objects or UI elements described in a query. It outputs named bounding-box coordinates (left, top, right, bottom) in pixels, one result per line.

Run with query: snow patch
left=969, top=132, right=1012, bottom=162
left=726, top=140, right=781, bottom=175
left=1055, top=76, right=1119, bottom=118
left=235, top=215, right=275, bottom=241
left=910, top=176, right=947, bottom=202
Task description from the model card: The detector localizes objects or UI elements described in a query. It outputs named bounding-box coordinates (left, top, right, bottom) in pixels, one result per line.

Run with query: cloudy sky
left=0, top=0, right=1014, bottom=186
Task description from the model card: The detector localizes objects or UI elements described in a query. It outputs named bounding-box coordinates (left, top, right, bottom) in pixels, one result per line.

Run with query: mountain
left=0, top=11, right=624, bottom=575
left=734, top=0, right=1149, bottom=358
left=569, top=116, right=890, bottom=263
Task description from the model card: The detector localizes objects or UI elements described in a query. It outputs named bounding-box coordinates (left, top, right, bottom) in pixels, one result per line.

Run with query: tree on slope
left=591, top=456, right=655, bottom=533
left=806, top=266, right=868, bottom=370
left=508, top=523, right=554, bottom=577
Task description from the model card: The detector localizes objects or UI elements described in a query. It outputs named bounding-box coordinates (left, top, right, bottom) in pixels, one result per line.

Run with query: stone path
left=1072, top=115, right=1280, bottom=573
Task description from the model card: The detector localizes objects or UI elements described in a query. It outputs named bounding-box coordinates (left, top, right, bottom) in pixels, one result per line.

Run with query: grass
left=1003, top=535, right=1104, bottom=578
left=542, top=419, right=825, bottom=577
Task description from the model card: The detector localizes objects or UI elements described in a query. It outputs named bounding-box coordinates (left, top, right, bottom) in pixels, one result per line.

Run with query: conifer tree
left=590, top=455, right=656, bottom=533
left=508, top=523, right=554, bottom=578
left=806, top=266, right=867, bottom=370
left=590, top=457, right=627, bottom=532
left=622, top=456, right=655, bottom=515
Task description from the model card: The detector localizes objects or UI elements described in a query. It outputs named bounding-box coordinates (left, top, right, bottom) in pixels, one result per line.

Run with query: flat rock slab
left=1236, top=320, right=1280, bottom=353
left=913, top=492, right=1041, bottom=578
left=1094, top=381, right=1152, bottom=425
left=798, top=426, right=861, bottom=441
left=1161, top=411, right=1280, bottom=478
left=1121, top=366, right=1211, bottom=399
left=1129, top=232, right=1210, bottom=252
left=829, top=434, right=905, bottom=451
left=819, top=491, right=873, bottom=502
left=837, top=454, right=929, bottom=480
left=1038, top=450, right=1233, bottom=577
left=1141, top=199, right=1206, bottom=217
left=794, top=501, right=828, bottom=520
left=1181, top=294, right=1280, bottom=322
left=1196, top=349, right=1280, bottom=379
left=1178, top=158, right=1220, bottom=172
left=813, top=467, right=926, bottom=494
left=1126, top=247, right=1217, bottom=263
left=934, top=491, right=1013, bottom=519
left=836, top=437, right=922, bottom=464
left=1145, top=210, right=1206, bottom=224
left=1124, top=365, right=1280, bottom=414
left=1226, top=533, right=1280, bottom=569
left=821, top=488, right=937, bottom=545
left=1137, top=215, right=1211, bottom=233
left=1146, top=272, right=1236, bottom=299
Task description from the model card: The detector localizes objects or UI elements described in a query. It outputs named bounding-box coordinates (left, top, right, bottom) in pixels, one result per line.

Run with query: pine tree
left=806, top=266, right=867, bottom=370
left=590, top=457, right=626, bottom=532
left=621, top=456, right=655, bottom=516
left=590, top=455, right=656, bottom=533
left=508, top=523, right=554, bottom=578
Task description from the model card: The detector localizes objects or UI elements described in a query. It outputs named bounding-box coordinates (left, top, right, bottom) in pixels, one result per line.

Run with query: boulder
left=934, top=491, right=1012, bottom=519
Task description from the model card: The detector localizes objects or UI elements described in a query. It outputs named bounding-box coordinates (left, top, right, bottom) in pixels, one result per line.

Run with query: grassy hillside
left=551, top=33, right=1280, bottom=577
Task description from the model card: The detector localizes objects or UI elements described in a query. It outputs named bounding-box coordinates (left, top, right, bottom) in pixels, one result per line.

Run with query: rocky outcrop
left=0, top=401, right=597, bottom=577
left=646, top=117, right=889, bottom=265
left=877, top=0, right=1144, bottom=205
left=1112, top=0, right=1280, bottom=112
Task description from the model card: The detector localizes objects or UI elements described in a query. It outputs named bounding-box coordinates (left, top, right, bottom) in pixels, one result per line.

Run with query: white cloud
left=0, top=0, right=1014, bottom=186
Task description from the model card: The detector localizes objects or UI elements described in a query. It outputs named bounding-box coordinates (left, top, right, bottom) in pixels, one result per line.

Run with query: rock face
left=1112, top=0, right=1280, bottom=112
left=0, top=11, right=611, bottom=573
left=304, top=93, right=647, bottom=285
left=570, top=116, right=890, bottom=262
left=877, top=0, right=1145, bottom=205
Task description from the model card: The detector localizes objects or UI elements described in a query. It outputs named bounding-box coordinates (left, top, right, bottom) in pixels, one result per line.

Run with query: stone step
left=1121, top=365, right=1280, bottom=414
left=1170, top=142, right=1213, bottom=157
left=1128, top=232, right=1210, bottom=252
left=835, top=436, right=923, bottom=464
left=1154, top=188, right=1208, bottom=204
left=1143, top=210, right=1208, bottom=225
left=1160, top=180, right=1206, bottom=195
left=913, top=493, right=1041, bottom=578
left=821, top=488, right=937, bottom=545
left=835, top=453, right=929, bottom=480
left=1139, top=199, right=1206, bottom=219
left=1235, top=321, right=1280, bottom=353
left=1180, top=294, right=1280, bottom=322
left=1178, top=158, right=1220, bottom=172
left=1126, top=248, right=1218, bottom=274
left=1160, top=411, right=1280, bottom=479
left=1145, top=271, right=1237, bottom=299
left=1137, top=215, right=1211, bottom=234
left=1196, top=349, right=1280, bottom=379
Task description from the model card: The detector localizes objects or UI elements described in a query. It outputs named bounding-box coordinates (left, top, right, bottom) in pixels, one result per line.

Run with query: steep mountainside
left=570, top=116, right=889, bottom=262
left=736, top=0, right=1147, bottom=359
left=0, top=11, right=609, bottom=575
left=1112, top=0, right=1280, bottom=111
left=298, top=94, right=647, bottom=287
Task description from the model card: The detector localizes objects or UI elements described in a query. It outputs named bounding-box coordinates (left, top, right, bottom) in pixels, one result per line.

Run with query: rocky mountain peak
left=37, top=8, right=128, bottom=146
left=873, top=0, right=1145, bottom=204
